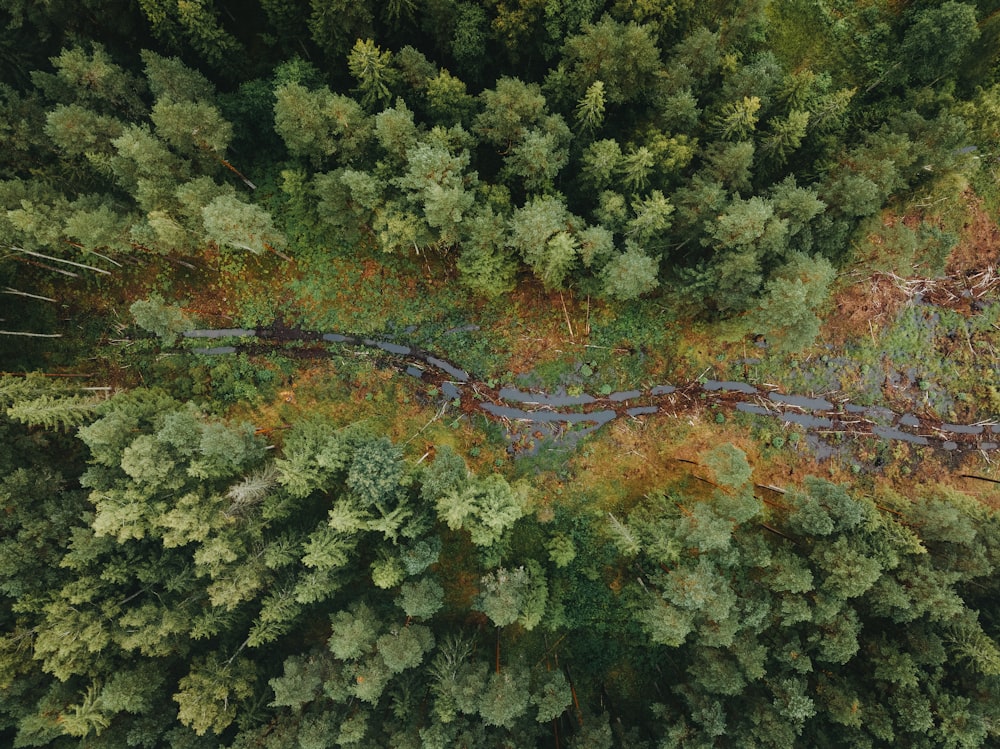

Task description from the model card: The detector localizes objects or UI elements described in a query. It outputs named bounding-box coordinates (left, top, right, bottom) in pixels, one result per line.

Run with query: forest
left=1, top=0, right=1000, bottom=747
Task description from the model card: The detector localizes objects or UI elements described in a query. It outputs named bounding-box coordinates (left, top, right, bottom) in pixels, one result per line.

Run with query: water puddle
left=703, top=380, right=758, bottom=394
left=627, top=406, right=659, bottom=417
left=364, top=339, right=411, bottom=356
left=184, top=329, right=256, bottom=338
left=864, top=406, right=896, bottom=424
left=444, top=324, right=480, bottom=334
left=425, top=356, right=470, bottom=382
left=940, top=423, right=984, bottom=435
left=498, top=387, right=595, bottom=406
left=482, top=403, right=616, bottom=426
left=768, top=393, right=833, bottom=410
left=806, top=433, right=839, bottom=460
left=192, top=346, right=238, bottom=355
left=778, top=412, right=834, bottom=429
left=608, top=390, right=642, bottom=402
left=872, top=427, right=929, bottom=445
left=181, top=327, right=998, bottom=456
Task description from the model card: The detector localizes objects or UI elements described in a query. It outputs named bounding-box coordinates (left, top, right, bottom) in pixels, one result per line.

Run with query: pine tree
left=600, top=242, right=660, bottom=301
left=575, top=80, right=606, bottom=133
left=173, top=655, right=255, bottom=736
left=201, top=194, right=286, bottom=254
left=6, top=392, right=100, bottom=431
left=562, top=16, right=662, bottom=105
left=348, top=39, right=396, bottom=110
left=129, top=294, right=191, bottom=346
left=714, top=96, right=762, bottom=140
left=479, top=664, right=531, bottom=729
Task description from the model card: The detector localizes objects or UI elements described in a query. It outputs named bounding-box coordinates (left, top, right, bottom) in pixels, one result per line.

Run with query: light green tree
left=173, top=655, right=255, bottom=736
left=273, top=81, right=371, bottom=166
left=714, top=96, right=762, bottom=140
left=129, top=293, right=191, bottom=346
left=601, top=241, right=660, bottom=301
left=201, top=194, right=286, bottom=254
left=348, top=38, right=396, bottom=109
left=575, top=80, right=606, bottom=132
left=746, top=252, right=836, bottom=351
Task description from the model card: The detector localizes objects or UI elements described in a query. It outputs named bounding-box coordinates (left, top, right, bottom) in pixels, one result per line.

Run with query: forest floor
left=66, top=189, right=1000, bottom=515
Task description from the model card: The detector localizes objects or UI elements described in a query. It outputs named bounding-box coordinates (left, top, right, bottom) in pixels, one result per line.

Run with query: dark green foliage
left=2, top=7, right=1000, bottom=746
left=898, top=2, right=979, bottom=86
left=0, top=0, right=988, bottom=333
left=617, top=445, right=1000, bottom=748
left=2, top=399, right=998, bottom=748
left=562, top=16, right=663, bottom=105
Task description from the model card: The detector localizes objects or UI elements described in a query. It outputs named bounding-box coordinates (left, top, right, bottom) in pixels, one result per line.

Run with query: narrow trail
left=182, top=326, right=1000, bottom=456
